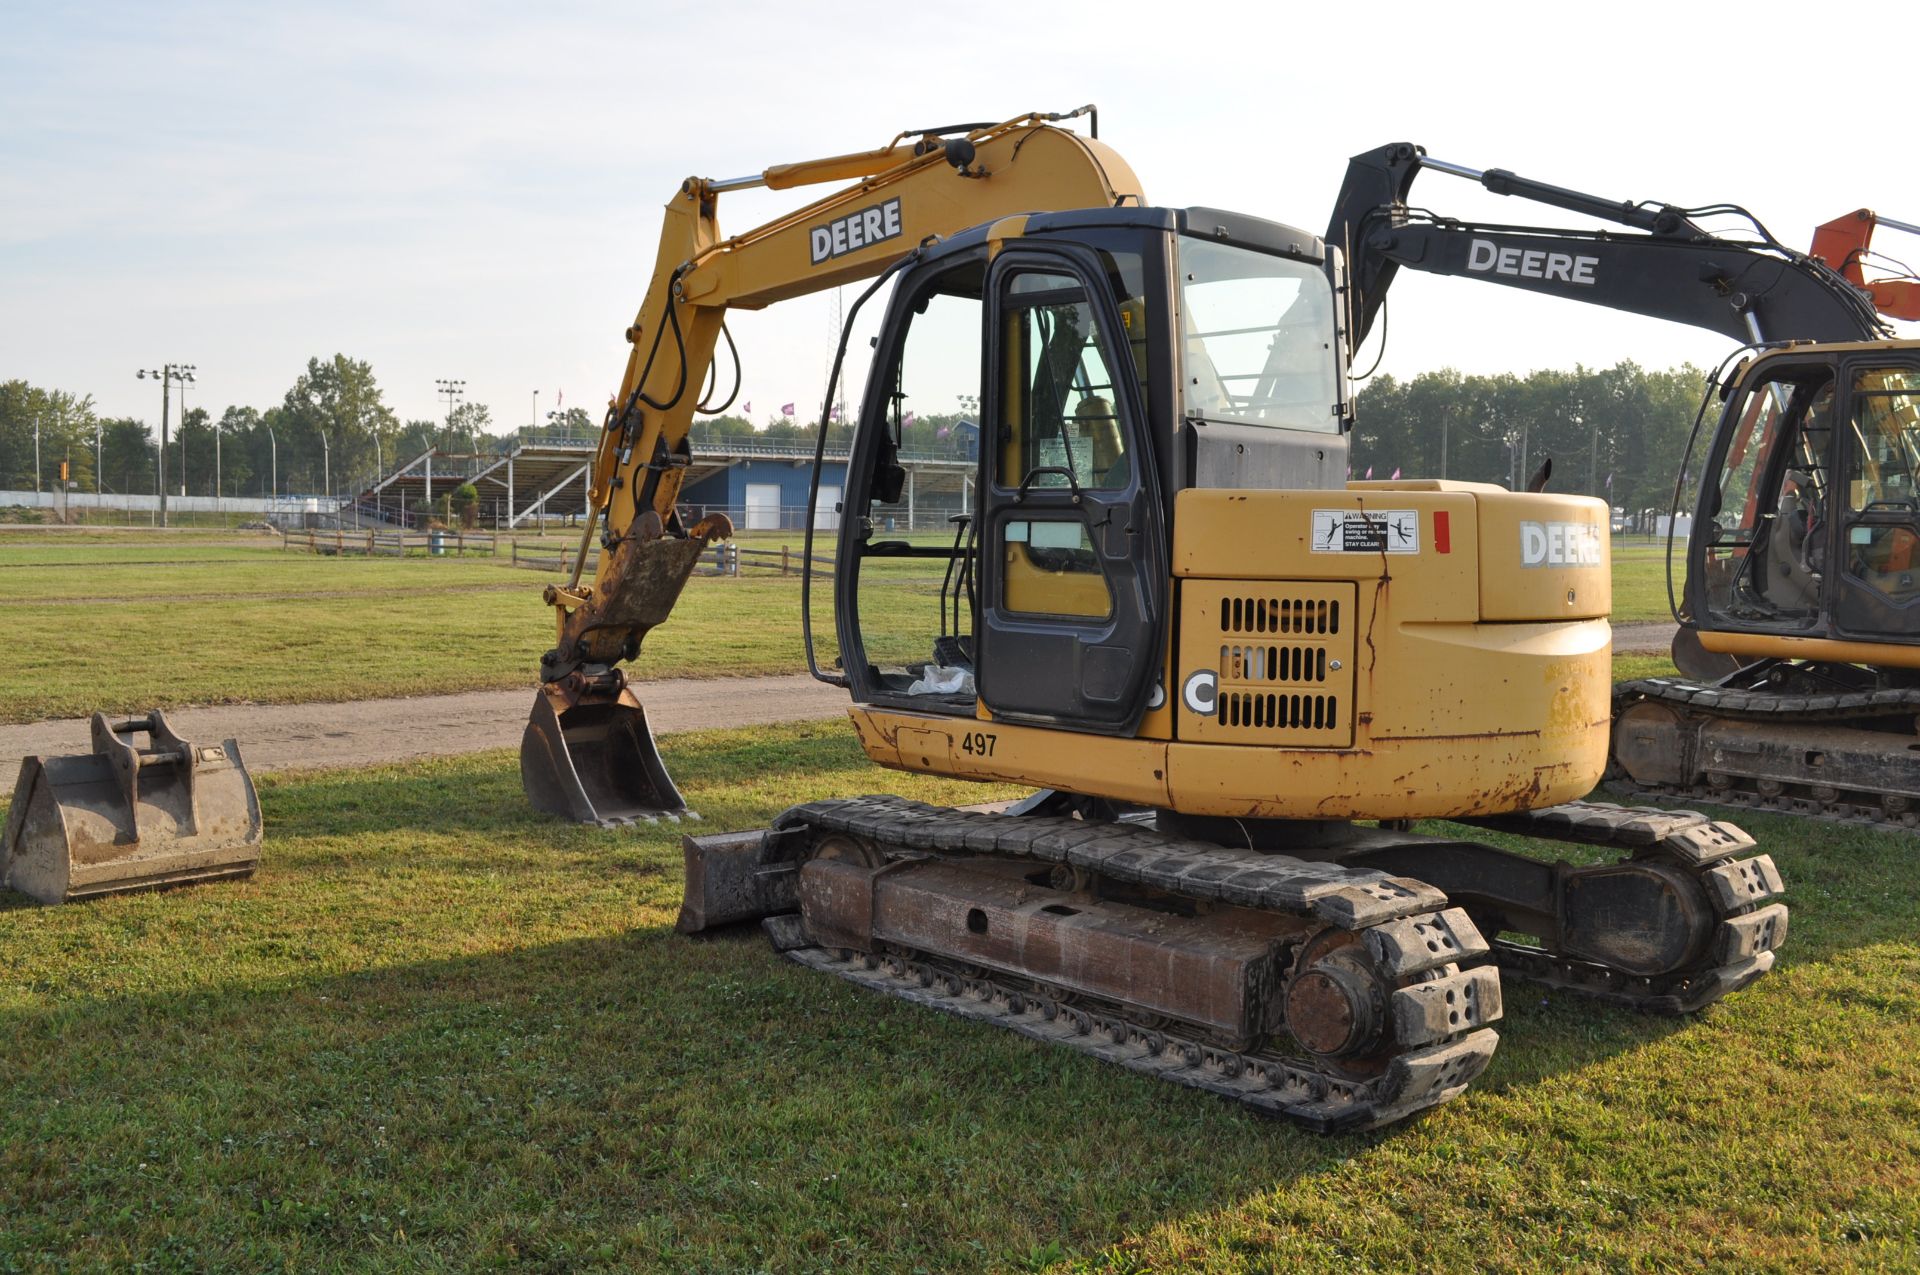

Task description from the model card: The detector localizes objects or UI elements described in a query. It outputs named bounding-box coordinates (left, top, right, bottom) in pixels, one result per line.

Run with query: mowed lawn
left=1, top=719, right=1915, bottom=1271
left=0, top=531, right=1679, bottom=724
left=0, top=531, right=861, bottom=724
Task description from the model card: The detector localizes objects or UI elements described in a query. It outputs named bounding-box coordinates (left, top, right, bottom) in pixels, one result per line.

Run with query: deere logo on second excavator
left=810, top=198, right=904, bottom=265
left=1468, top=238, right=1599, bottom=286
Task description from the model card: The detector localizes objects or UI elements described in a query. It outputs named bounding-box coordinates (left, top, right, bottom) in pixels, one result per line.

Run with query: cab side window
left=1703, top=369, right=1833, bottom=624
left=1842, top=365, right=1920, bottom=601
left=998, top=272, right=1133, bottom=493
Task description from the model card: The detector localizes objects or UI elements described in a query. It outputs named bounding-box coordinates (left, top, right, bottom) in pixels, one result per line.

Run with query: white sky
left=5, top=0, right=1917, bottom=432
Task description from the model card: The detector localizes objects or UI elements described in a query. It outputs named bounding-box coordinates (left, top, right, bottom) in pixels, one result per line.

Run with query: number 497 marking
left=961, top=731, right=997, bottom=757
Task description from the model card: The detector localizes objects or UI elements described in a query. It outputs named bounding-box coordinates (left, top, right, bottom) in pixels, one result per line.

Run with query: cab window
left=997, top=271, right=1133, bottom=493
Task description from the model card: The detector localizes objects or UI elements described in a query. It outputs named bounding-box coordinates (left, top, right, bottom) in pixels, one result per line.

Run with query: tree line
left=1348, top=361, right=1710, bottom=515
left=0, top=355, right=581, bottom=499
left=2, top=357, right=1713, bottom=513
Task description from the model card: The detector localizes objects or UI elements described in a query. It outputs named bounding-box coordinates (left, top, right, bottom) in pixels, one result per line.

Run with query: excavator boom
left=1328, top=141, right=1888, bottom=354
left=522, top=108, right=1143, bottom=824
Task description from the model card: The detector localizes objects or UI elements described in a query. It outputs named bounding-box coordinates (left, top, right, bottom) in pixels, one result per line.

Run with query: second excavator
left=1327, top=142, right=1920, bottom=829
left=523, top=110, right=1787, bottom=1131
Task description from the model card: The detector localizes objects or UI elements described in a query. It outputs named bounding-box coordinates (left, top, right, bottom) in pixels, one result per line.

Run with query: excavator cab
left=827, top=207, right=1348, bottom=732
left=1680, top=346, right=1920, bottom=655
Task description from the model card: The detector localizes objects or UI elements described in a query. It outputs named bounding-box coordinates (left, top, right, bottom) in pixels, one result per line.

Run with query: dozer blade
left=1, top=711, right=261, bottom=905
left=520, top=686, right=689, bottom=826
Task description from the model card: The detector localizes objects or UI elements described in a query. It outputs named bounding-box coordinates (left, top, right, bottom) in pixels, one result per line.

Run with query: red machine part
left=1811, top=209, right=1920, bottom=322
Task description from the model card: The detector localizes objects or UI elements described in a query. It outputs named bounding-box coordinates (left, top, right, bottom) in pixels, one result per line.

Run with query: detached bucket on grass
left=2, top=711, right=262, bottom=905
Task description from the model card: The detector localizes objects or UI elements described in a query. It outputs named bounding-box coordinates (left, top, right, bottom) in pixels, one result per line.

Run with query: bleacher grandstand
left=345, top=430, right=977, bottom=532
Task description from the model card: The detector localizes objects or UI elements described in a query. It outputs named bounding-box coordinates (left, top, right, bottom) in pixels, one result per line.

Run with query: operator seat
left=1764, top=473, right=1820, bottom=611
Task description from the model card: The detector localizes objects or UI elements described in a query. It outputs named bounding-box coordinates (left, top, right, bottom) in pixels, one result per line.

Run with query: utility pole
left=266, top=424, right=277, bottom=505
left=532, top=389, right=539, bottom=432
left=137, top=364, right=193, bottom=526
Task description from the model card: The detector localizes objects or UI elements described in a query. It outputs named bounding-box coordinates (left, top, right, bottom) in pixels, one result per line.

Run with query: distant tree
left=98, top=418, right=156, bottom=495
left=449, top=481, right=479, bottom=528
left=0, top=382, right=98, bottom=492
left=280, top=355, right=401, bottom=487
left=544, top=406, right=596, bottom=436
left=395, top=419, right=440, bottom=460
left=689, top=413, right=755, bottom=444
left=445, top=401, right=493, bottom=452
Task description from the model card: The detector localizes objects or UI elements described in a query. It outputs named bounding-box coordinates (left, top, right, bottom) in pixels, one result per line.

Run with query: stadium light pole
left=137, top=364, right=193, bottom=526
left=435, top=378, right=465, bottom=448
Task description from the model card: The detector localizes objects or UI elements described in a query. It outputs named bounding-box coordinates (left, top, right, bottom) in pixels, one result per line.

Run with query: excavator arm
left=522, top=108, right=1145, bottom=824
left=1327, top=141, right=1889, bottom=357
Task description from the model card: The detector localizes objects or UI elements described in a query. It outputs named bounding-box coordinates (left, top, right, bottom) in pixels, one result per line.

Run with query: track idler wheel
left=1284, top=928, right=1393, bottom=1076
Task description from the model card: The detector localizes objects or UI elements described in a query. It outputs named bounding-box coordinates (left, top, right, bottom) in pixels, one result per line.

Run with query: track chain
left=1616, top=678, right=1920, bottom=832
left=1617, top=676, right=1920, bottom=725
left=770, top=795, right=1502, bottom=1131
left=1456, top=800, right=1788, bottom=1013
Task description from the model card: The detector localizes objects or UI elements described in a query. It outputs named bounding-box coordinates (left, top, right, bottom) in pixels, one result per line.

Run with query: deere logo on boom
left=810, top=198, right=904, bottom=265
left=1468, top=237, right=1599, bottom=286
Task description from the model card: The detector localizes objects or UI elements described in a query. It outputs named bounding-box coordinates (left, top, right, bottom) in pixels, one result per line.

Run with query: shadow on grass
left=0, top=910, right=1702, bottom=1273
left=6, top=734, right=1915, bottom=1268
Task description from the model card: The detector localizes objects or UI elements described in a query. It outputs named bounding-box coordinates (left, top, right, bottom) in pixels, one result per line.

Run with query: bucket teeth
left=2, top=710, right=261, bottom=906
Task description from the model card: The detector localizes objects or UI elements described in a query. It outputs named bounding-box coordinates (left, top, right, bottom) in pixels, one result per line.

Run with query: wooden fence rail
left=502, top=540, right=832, bottom=577
left=282, top=528, right=500, bottom=557
left=283, top=527, right=834, bottom=578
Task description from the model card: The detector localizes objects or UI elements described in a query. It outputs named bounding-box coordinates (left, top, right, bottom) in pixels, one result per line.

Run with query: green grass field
left=0, top=531, right=883, bottom=723
left=0, top=530, right=1679, bottom=724
left=2, top=720, right=1916, bottom=1272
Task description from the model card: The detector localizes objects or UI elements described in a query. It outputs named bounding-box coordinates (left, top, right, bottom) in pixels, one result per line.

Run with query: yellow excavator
left=520, top=109, right=1787, bottom=1131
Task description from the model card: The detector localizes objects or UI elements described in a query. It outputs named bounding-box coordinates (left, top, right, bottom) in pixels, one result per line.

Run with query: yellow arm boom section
left=543, top=110, right=1143, bottom=676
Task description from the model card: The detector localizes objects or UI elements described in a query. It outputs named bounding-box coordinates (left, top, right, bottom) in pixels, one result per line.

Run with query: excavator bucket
left=2, top=711, right=262, bottom=905
left=520, top=685, right=689, bottom=826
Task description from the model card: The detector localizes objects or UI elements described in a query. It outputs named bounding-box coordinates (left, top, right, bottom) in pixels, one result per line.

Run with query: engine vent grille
left=1181, top=581, right=1356, bottom=747
left=1220, top=595, right=1340, bottom=635
left=1221, top=644, right=1329, bottom=684
left=1219, top=691, right=1338, bottom=731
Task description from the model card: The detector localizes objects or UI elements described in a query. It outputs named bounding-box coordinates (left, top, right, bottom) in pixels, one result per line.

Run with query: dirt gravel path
left=0, top=674, right=849, bottom=778
left=2, top=626, right=1679, bottom=780
left=1613, top=622, right=1677, bottom=655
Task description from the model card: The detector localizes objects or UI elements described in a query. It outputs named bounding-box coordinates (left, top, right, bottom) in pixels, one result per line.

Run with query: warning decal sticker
left=1311, top=509, right=1420, bottom=554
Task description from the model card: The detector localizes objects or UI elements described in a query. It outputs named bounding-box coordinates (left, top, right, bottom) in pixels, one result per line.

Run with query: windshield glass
left=1177, top=237, right=1339, bottom=432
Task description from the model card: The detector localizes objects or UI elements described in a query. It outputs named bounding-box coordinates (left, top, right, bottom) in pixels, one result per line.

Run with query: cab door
left=1831, top=357, right=1920, bottom=640
left=974, top=247, right=1165, bottom=732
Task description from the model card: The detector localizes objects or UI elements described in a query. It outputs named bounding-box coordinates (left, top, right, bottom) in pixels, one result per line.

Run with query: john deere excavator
left=1327, top=142, right=1920, bottom=830
left=521, top=110, right=1786, bottom=1131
